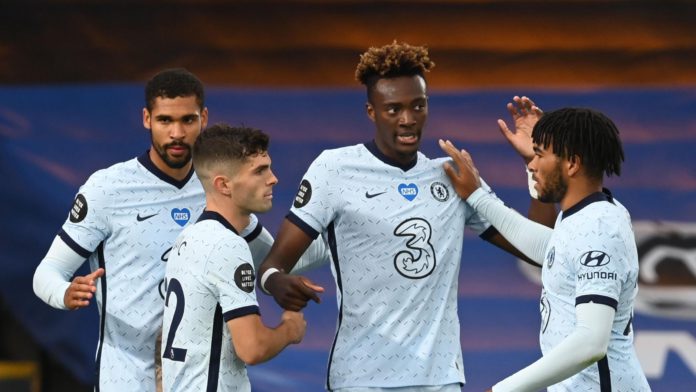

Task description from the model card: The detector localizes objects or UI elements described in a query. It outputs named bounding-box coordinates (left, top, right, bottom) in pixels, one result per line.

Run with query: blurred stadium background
left=1, top=1, right=695, bottom=391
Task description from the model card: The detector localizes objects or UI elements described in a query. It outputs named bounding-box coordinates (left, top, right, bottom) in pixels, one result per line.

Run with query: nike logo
left=136, top=213, right=158, bottom=222
left=365, top=191, right=387, bottom=199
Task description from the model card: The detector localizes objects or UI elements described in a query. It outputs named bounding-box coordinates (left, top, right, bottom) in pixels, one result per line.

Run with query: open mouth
left=397, top=133, right=419, bottom=144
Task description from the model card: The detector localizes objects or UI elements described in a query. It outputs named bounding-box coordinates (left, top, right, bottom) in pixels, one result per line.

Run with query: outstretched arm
left=440, top=140, right=551, bottom=264
left=492, top=303, right=614, bottom=392
left=257, top=219, right=325, bottom=311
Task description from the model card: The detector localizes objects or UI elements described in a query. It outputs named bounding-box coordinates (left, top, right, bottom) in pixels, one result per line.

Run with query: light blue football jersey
left=540, top=190, right=650, bottom=391
left=162, top=211, right=259, bottom=392
left=59, top=152, right=265, bottom=391
left=289, top=141, right=493, bottom=390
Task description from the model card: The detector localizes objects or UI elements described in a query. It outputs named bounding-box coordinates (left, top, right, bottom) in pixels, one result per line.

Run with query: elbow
left=236, top=349, right=265, bottom=366
left=32, top=267, right=45, bottom=298
left=32, top=271, right=39, bottom=297
left=588, top=345, right=608, bottom=363
left=234, top=338, right=269, bottom=366
left=581, top=339, right=609, bottom=365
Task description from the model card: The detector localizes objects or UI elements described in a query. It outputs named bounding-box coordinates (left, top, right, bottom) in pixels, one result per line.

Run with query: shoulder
left=312, top=144, right=364, bottom=164
left=179, top=221, right=249, bottom=262
left=81, top=157, right=139, bottom=189
left=76, top=158, right=138, bottom=204
left=199, top=222, right=249, bottom=256
left=562, top=201, right=631, bottom=252
left=585, top=200, right=630, bottom=232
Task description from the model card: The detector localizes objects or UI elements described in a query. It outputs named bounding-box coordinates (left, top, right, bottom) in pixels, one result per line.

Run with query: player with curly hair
left=259, top=41, right=551, bottom=391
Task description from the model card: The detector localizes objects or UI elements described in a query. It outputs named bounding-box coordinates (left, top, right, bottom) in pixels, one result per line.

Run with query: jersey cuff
left=223, top=305, right=260, bottom=322
left=479, top=225, right=499, bottom=241
left=57, top=230, right=92, bottom=258
left=576, top=294, right=618, bottom=310
left=243, top=223, right=263, bottom=243
left=286, top=212, right=320, bottom=239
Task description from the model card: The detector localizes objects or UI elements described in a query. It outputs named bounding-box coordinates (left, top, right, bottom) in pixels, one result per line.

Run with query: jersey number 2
left=163, top=278, right=187, bottom=362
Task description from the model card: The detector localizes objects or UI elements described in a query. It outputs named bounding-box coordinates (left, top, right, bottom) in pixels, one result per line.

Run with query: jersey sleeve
left=573, top=220, right=628, bottom=309
left=287, top=152, right=338, bottom=239
left=463, top=177, right=494, bottom=235
left=58, top=173, right=111, bottom=256
left=33, top=236, right=87, bottom=309
left=205, top=237, right=259, bottom=321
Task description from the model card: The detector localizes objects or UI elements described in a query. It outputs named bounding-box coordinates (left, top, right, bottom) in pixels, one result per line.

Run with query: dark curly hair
left=533, top=108, right=624, bottom=180
left=144, top=68, right=205, bottom=111
left=355, top=41, right=435, bottom=101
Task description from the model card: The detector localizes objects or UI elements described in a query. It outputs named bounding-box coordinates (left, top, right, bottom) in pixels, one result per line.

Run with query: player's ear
left=366, top=103, right=376, bottom=123
left=213, top=175, right=232, bottom=196
left=143, top=108, right=151, bottom=130
left=200, top=107, right=209, bottom=128
left=567, top=154, right=581, bottom=177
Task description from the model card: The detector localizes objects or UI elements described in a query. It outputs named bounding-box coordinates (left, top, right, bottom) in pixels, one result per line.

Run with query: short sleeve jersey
left=59, top=152, right=205, bottom=391
left=162, top=211, right=259, bottom=392
left=539, top=190, right=650, bottom=391
left=288, top=141, right=493, bottom=390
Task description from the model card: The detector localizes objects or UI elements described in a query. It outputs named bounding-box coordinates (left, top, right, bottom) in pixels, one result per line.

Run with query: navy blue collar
left=137, top=150, right=194, bottom=189
left=562, top=188, right=615, bottom=221
left=196, top=210, right=239, bottom=235
left=364, top=140, right=418, bottom=172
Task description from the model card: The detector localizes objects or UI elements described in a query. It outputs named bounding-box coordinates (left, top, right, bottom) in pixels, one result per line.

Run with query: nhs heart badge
left=171, top=208, right=191, bottom=227
left=398, top=183, right=418, bottom=201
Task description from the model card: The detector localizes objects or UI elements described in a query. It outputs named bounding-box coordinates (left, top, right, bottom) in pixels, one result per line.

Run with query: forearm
left=33, top=236, right=85, bottom=309
left=247, top=226, right=274, bottom=271
left=258, top=219, right=313, bottom=277
left=230, top=316, right=296, bottom=365
left=292, top=237, right=331, bottom=274
left=250, top=323, right=295, bottom=364
left=527, top=198, right=557, bottom=229
left=467, top=188, right=552, bottom=263
left=246, top=222, right=328, bottom=276
left=493, top=303, right=614, bottom=391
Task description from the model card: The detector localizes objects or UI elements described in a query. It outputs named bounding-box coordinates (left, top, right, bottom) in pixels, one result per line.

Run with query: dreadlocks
left=532, top=108, right=624, bottom=180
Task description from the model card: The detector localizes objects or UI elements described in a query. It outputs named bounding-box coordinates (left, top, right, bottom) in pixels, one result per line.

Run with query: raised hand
left=439, top=139, right=481, bottom=200
left=266, top=272, right=324, bottom=311
left=64, top=268, right=104, bottom=310
left=497, top=95, right=543, bottom=163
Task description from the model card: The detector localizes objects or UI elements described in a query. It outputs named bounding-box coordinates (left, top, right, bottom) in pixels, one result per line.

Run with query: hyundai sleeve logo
left=579, top=250, right=611, bottom=267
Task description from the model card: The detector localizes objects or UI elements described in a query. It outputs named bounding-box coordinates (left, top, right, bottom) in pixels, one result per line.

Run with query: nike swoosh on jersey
left=136, top=213, right=158, bottom=221
left=365, top=191, right=387, bottom=199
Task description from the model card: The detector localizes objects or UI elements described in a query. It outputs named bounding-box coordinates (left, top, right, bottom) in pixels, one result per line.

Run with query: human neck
left=205, top=197, right=251, bottom=234
left=560, top=180, right=603, bottom=212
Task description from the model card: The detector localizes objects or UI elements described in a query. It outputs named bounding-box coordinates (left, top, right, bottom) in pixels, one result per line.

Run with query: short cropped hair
left=355, top=41, right=435, bottom=101
left=192, top=123, right=269, bottom=182
left=532, top=108, right=624, bottom=180
left=144, top=68, right=205, bottom=111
